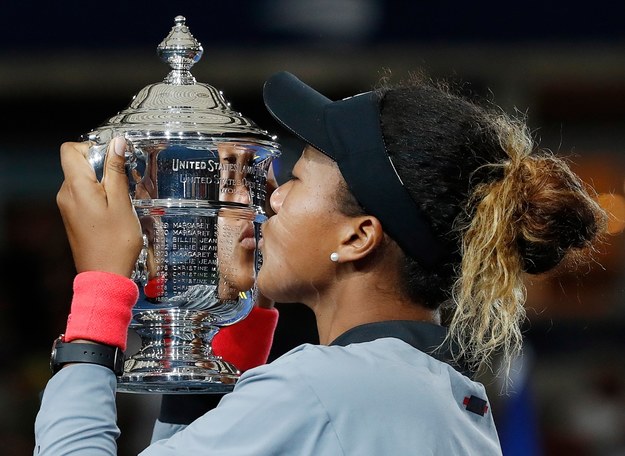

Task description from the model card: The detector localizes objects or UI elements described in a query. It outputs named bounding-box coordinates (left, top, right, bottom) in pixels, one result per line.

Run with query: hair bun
left=512, top=153, right=606, bottom=274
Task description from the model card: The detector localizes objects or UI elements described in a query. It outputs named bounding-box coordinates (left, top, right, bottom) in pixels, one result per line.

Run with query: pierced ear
left=337, top=216, right=384, bottom=262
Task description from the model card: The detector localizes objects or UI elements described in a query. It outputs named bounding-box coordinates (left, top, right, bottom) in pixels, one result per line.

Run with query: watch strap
left=51, top=336, right=125, bottom=376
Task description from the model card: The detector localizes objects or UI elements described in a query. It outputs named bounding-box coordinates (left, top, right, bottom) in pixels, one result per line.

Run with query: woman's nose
left=269, top=184, right=286, bottom=214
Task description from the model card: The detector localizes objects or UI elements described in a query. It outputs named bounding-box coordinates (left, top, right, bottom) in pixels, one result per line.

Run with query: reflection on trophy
left=217, top=144, right=257, bottom=301
left=84, top=16, right=280, bottom=393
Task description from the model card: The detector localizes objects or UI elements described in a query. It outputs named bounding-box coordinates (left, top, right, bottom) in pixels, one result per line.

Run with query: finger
left=56, top=182, right=74, bottom=223
left=58, top=142, right=102, bottom=212
left=102, top=136, right=131, bottom=206
left=59, top=141, right=97, bottom=183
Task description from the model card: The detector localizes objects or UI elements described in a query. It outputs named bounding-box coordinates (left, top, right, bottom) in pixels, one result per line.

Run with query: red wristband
left=212, top=306, right=279, bottom=372
left=64, top=271, right=139, bottom=351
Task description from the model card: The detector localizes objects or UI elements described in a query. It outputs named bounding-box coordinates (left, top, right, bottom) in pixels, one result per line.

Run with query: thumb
left=102, top=136, right=131, bottom=205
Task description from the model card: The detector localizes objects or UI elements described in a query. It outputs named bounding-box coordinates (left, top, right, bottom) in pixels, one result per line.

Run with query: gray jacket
left=35, top=321, right=502, bottom=455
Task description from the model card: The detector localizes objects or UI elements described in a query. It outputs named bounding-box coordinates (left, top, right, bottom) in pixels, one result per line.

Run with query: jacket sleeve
left=34, top=346, right=341, bottom=456
left=34, top=365, right=120, bottom=456
left=142, top=347, right=342, bottom=456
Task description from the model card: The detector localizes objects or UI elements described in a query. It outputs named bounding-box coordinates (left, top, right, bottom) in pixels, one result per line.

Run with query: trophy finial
left=158, top=15, right=204, bottom=85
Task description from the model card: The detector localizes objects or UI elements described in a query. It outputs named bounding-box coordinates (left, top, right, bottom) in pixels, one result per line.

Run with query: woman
left=35, top=71, right=606, bottom=454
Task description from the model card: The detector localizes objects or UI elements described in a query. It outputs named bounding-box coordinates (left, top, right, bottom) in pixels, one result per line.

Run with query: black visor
left=263, top=71, right=449, bottom=269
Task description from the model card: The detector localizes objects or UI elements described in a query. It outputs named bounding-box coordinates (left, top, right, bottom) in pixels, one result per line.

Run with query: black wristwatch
left=50, top=335, right=125, bottom=376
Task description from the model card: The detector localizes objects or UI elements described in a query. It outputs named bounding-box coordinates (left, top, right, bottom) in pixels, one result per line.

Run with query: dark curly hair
left=337, top=74, right=607, bottom=375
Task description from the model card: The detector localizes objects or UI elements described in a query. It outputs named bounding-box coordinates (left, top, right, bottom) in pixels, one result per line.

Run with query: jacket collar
left=330, top=320, right=472, bottom=378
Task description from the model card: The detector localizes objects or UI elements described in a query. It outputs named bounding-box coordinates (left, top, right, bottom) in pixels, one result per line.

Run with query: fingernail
left=113, top=136, right=126, bottom=157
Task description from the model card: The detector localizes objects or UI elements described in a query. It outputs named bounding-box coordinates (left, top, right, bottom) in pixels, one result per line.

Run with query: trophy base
left=117, top=356, right=240, bottom=394
left=117, top=308, right=243, bottom=394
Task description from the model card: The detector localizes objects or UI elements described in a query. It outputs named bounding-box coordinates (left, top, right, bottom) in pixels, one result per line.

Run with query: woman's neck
left=308, top=277, right=440, bottom=345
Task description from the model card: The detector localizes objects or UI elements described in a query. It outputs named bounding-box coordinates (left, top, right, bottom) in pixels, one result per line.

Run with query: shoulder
left=244, top=338, right=475, bottom=402
left=238, top=339, right=501, bottom=454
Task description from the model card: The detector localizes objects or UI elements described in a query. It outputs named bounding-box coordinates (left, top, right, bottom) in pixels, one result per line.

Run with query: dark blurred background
left=1, top=1, right=625, bottom=455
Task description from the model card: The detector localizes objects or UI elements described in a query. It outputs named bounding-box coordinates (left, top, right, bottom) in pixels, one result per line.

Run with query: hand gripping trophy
left=85, top=16, right=281, bottom=393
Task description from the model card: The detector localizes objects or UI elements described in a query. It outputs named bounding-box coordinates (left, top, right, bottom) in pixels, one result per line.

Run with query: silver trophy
left=84, top=16, right=280, bottom=393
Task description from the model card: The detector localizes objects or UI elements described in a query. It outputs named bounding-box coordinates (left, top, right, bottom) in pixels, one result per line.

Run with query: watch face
left=113, top=350, right=125, bottom=377
left=49, top=336, right=62, bottom=373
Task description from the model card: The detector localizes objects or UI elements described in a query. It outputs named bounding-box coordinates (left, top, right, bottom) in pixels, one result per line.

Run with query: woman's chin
left=256, top=270, right=279, bottom=302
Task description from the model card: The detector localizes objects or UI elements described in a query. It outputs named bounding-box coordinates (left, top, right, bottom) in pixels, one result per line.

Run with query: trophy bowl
left=84, top=16, right=280, bottom=393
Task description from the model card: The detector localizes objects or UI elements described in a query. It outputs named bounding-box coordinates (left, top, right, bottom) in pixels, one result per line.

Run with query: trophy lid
left=86, top=15, right=277, bottom=145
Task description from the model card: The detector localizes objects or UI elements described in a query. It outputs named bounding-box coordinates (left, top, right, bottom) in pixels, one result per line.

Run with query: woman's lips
left=239, top=224, right=256, bottom=250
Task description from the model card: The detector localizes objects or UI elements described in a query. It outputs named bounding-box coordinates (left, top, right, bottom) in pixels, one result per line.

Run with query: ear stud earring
left=330, top=252, right=340, bottom=262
